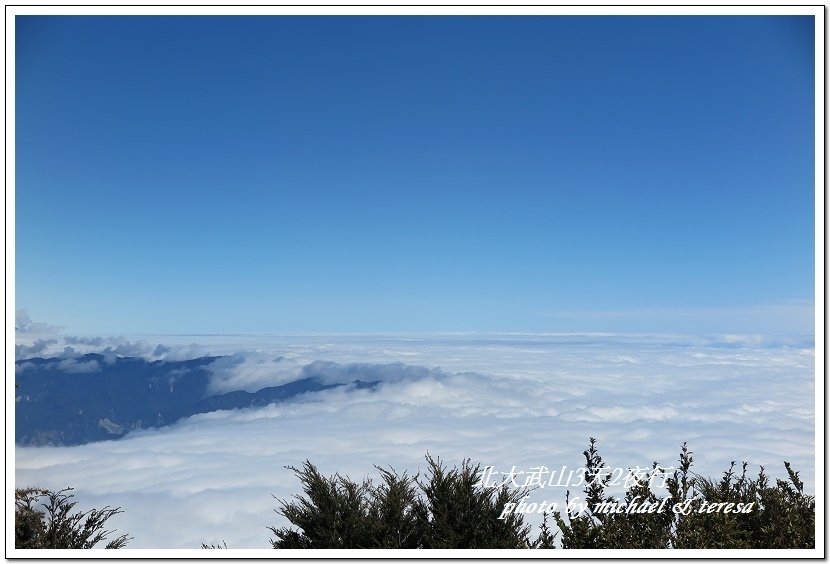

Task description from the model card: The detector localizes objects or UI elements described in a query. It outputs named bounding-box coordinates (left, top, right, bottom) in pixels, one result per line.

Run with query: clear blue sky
left=15, top=15, right=816, bottom=335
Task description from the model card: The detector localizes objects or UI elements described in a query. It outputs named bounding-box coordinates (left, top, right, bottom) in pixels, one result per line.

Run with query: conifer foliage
left=552, top=440, right=815, bottom=549
left=268, top=454, right=532, bottom=548
left=272, top=440, right=815, bottom=549
left=14, top=487, right=130, bottom=549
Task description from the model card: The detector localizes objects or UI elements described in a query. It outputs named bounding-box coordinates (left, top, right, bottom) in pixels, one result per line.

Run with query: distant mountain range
left=14, top=353, right=378, bottom=446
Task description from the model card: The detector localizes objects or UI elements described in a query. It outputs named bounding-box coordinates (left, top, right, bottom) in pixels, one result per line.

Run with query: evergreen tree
left=269, top=454, right=531, bottom=548
left=15, top=487, right=130, bottom=549
left=554, top=440, right=815, bottom=549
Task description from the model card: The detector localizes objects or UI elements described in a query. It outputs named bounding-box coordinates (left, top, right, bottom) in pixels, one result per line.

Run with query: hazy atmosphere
left=11, top=9, right=819, bottom=553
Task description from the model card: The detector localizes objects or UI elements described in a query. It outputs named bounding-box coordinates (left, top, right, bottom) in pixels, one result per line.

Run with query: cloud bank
left=13, top=333, right=815, bottom=550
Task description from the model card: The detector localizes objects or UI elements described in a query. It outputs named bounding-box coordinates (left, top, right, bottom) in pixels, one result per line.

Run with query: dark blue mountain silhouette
left=14, top=354, right=378, bottom=446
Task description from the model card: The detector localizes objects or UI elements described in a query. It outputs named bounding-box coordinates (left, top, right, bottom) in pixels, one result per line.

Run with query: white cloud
left=13, top=333, right=816, bottom=550
left=14, top=334, right=209, bottom=363
left=14, top=339, right=58, bottom=360
left=206, top=353, right=304, bottom=394
left=15, top=309, right=63, bottom=335
left=56, top=358, right=101, bottom=374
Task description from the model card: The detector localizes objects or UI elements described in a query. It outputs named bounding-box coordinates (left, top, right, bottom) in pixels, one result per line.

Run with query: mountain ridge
left=15, top=353, right=378, bottom=446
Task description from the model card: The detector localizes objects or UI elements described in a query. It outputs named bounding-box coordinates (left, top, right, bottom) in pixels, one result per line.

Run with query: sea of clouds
left=12, top=328, right=817, bottom=550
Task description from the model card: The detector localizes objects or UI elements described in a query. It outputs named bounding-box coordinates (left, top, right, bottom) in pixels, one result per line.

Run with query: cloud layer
left=13, top=333, right=816, bottom=550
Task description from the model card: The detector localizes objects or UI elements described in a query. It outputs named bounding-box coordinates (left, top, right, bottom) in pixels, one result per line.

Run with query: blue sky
left=15, top=15, right=816, bottom=335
